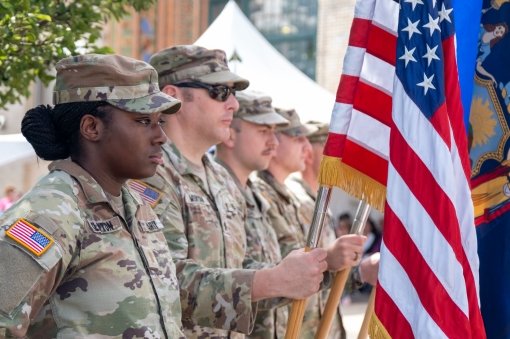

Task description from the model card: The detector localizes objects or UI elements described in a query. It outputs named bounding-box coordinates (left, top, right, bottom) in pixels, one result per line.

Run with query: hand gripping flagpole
left=315, top=198, right=371, bottom=339
left=285, top=186, right=333, bottom=339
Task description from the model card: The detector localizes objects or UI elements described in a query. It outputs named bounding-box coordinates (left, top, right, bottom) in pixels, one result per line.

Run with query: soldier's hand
left=325, top=234, right=366, bottom=272
left=273, top=248, right=328, bottom=299
left=251, top=248, right=328, bottom=301
left=359, top=252, right=380, bottom=286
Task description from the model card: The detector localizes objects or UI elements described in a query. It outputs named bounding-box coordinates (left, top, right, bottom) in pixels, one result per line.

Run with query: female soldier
left=0, top=54, right=184, bottom=338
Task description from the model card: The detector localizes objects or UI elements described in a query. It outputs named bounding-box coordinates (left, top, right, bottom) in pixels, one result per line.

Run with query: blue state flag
left=465, top=0, right=510, bottom=337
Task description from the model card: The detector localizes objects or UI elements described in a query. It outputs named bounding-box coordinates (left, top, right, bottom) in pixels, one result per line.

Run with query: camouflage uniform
left=215, top=91, right=293, bottom=338
left=138, top=142, right=256, bottom=338
left=252, top=170, right=306, bottom=252
left=216, top=159, right=289, bottom=339
left=0, top=160, right=184, bottom=338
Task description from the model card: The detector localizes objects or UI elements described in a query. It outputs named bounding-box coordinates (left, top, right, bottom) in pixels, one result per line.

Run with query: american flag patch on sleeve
left=6, top=218, right=54, bottom=257
left=127, top=180, right=162, bottom=207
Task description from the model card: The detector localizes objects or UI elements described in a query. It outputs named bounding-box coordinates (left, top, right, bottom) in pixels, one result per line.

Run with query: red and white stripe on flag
left=370, top=0, right=485, bottom=338
left=319, top=0, right=398, bottom=211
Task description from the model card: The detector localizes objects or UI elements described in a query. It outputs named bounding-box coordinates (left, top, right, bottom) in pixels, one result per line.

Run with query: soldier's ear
left=162, top=85, right=189, bottom=103
left=80, top=114, right=104, bottom=142
left=162, top=85, right=178, bottom=97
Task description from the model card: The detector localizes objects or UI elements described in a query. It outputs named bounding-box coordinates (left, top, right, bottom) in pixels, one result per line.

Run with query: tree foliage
left=0, top=0, right=156, bottom=110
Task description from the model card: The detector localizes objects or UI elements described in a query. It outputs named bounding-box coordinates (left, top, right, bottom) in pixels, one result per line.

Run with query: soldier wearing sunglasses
left=137, top=45, right=329, bottom=338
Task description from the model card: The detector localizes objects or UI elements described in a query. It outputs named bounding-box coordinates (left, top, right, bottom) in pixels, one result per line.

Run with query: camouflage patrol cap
left=235, top=91, right=289, bottom=126
left=53, top=54, right=181, bottom=114
left=150, top=45, right=249, bottom=90
left=275, top=108, right=318, bottom=137
left=305, top=121, right=329, bottom=143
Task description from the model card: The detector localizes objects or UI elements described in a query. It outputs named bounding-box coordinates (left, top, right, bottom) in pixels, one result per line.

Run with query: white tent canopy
left=0, top=134, right=35, bottom=167
left=195, top=1, right=335, bottom=123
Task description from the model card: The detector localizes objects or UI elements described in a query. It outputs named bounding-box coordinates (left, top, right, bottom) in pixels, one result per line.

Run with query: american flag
left=320, top=0, right=486, bottom=336
left=127, top=180, right=161, bottom=206
left=6, top=218, right=53, bottom=256
left=370, top=0, right=486, bottom=337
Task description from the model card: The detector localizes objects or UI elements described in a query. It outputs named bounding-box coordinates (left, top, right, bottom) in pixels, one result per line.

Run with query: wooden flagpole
left=357, top=287, right=376, bottom=339
left=285, top=186, right=333, bottom=339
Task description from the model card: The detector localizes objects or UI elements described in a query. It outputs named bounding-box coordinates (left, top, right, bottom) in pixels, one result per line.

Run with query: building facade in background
left=103, top=0, right=210, bottom=62
left=102, top=0, right=356, bottom=94
left=316, top=0, right=357, bottom=93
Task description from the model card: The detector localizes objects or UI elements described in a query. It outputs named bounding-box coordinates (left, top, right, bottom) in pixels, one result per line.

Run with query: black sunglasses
left=175, top=82, right=236, bottom=102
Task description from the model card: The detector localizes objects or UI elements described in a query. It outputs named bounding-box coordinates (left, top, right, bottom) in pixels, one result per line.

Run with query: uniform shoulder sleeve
left=0, top=171, right=84, bottom=336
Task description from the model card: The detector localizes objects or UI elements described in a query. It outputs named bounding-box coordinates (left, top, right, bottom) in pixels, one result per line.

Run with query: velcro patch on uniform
left=127, top=180, right=162, bottom=207
left=184, top=193, right=207, bottom=204
left=87, top=216, right=122, bottom=234
left=5, top=218, right=54, bottom=257
left=139, top=219, right=165, bottom=233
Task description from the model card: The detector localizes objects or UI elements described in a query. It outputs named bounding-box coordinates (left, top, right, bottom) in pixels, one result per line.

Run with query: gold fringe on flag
left=318, top=156, right=386, bottom=212
left=368, top=312, right=392, bottom=339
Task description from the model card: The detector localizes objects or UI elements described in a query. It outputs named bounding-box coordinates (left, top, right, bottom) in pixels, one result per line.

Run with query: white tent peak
left=195, top=0, right=335, bottom=123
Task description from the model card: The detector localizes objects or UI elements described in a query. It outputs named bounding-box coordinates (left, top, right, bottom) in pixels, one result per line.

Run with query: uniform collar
left=163, top=141, right=213, bottom=177
left=49, top=159, right=142, bottom=206
left=257, top=169, right=293, bottom=202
